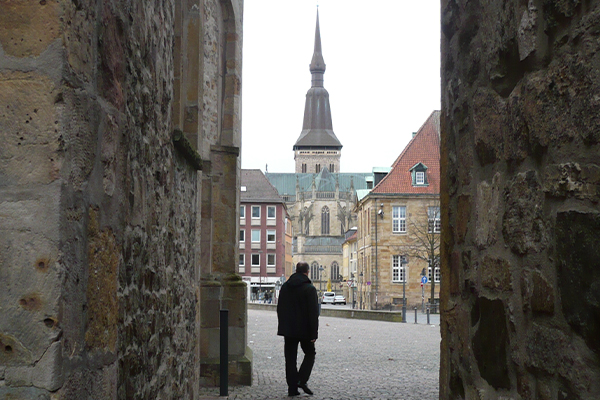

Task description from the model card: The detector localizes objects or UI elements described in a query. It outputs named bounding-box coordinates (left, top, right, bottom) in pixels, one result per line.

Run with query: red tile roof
left=372, top=111, right=440, bottom=195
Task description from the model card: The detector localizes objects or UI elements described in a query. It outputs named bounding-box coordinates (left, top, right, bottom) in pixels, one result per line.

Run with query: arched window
left=310, top=262, right=320, bottom=281
left=330, top=261, right=340, bottom=281
left=321, top=206, right=330, bottom=235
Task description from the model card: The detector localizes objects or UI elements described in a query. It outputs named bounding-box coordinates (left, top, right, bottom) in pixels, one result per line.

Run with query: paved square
left=201, top=309, right=440, bottom=399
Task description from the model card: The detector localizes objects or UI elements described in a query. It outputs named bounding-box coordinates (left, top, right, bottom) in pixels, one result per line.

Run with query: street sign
left=347, top=280, right=352, bottom=287
left=421, top=276, right=428, bottom=284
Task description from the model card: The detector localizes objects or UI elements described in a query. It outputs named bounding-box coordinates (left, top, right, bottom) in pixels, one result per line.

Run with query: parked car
left=333, top=295, right=346, bottom=305
left=322, top=292, right=335, bottom=304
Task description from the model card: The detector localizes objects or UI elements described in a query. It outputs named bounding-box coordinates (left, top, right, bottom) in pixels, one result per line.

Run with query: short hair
left=296, top=262, right=309, bottom=274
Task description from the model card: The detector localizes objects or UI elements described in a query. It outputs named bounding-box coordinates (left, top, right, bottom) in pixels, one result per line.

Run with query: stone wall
left=441, top=0, right=600, bottom=398
left=0, top=0, right=247, bottom=398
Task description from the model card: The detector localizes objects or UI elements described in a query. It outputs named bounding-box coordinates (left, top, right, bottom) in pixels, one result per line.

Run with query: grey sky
left=241, top=1, right=441, bottom=173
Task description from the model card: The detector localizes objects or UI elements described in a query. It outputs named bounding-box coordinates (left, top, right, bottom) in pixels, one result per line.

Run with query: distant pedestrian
left=277, top=262, right=319, bottom=397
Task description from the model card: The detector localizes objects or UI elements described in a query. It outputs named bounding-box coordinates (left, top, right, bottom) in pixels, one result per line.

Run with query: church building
left=266, top=11, right=373, bottom=293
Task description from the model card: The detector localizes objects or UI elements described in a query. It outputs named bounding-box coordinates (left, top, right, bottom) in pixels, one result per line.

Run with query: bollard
left=427, top=304, right=430, bottom=325
left=414, top=306, right=418, bottom=324
left=220, top=309, right=229, bottom=397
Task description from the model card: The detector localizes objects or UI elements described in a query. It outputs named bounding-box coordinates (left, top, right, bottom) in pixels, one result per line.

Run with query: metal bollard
left=220, top=309, right=229, bottom=396
left=414, top=306, right=418, bottom=324
left=427, top=304, right=430, bottom=325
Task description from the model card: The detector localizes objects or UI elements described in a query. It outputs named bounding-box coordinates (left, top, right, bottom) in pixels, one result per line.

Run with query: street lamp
left=359, top=272, right=364, bottom=310
left=319, top=265, right=325, bottom=295
left=402, top=256, right=407, bottom=323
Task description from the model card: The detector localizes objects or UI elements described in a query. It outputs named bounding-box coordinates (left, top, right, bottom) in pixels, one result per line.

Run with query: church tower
left=293, top=11, right=343, bottom=174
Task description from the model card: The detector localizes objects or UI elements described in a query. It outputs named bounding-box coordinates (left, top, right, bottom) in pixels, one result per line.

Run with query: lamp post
left=359, top=272, right=364, bottom=309
left=402, top=256, right=407, bottom=323
left=318, top=265, right=325, bottom=295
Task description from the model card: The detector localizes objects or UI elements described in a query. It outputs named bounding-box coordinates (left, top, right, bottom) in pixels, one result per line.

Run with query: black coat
left=277, top=272, right=319, bottom=340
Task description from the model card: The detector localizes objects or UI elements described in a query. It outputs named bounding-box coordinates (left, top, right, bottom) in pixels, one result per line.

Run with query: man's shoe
left=298, top=382, right=313, bottom=395
left=288, top=390, right=301, bottom=396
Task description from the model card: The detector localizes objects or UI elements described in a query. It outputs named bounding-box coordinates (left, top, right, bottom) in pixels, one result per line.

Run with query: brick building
left=355, top=111, right=440, bottom=310
left=239, top=169, right=290, bottom=301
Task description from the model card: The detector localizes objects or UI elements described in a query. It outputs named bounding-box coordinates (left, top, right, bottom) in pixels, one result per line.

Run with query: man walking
left=277, top=262, right=319, bottom=396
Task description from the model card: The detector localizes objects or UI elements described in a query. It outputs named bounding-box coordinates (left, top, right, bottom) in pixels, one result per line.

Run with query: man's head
left=296, top=262, right=309, bottom=276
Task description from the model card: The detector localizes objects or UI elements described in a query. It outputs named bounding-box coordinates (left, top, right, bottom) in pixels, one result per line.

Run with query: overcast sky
left=241, top=1, right=441, bottom=173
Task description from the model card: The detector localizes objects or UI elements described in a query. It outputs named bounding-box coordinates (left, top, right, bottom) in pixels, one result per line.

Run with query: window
left=239, top=229, right=245, bottom=242
left=251, top=254, right=260, bottom=266
left=329, top=164, right=335, bottom=172
left=316, top=164, right=320, bottom=173
left=392, top=206, right=407, bottom=233
left=428, top=206, right=441, bottom=233
left=302, top=163, right=307, bottom=173
left=251, top=230, right=260, bottom=243
left=241, top=186, right=247, bottom=192
left=267, top=254, right=276, bottom=267
left=330, top=261, right=340, bottom=281
left=239, top=205, right=245, bottom=218
left=267, top=206, right=276, bottom=219
left=252, top=205, right=260, bottom=219
left=239, top=254, right=245, bottom=266
left=410, top=163, right=428, bottom=186
left=267, top=230, right=276, bottom=243
left=321, top=206, right=330, bottom=235
left=311, top=262, right=320, bottom=281
left=392, top=255, right=408, bottom=282
left=428, top=265, right=441, bottom=283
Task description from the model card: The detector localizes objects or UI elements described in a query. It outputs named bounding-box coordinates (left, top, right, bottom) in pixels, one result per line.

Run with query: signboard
left=347, top=280, right=352, bottom=287
left=421, top=276, right=428, bottom=284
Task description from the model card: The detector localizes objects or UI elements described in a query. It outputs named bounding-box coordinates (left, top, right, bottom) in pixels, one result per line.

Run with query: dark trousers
left=284, top=336, right=316, bottom=391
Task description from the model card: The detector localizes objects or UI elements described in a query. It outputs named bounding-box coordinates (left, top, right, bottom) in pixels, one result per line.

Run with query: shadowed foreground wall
left=0, top=0, right=247, bottom=398
left=440, top=0, right=600, bottom=399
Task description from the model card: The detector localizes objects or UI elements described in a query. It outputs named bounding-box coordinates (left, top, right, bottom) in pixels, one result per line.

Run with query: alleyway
left=200, top=309, right=440, bottom=400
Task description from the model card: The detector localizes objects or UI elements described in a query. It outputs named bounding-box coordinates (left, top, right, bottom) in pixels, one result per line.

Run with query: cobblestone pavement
left=200, top=309, right=440, bottom=400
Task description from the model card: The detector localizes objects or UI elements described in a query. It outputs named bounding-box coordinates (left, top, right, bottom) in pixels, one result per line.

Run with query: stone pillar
left=441, top=0, right=600, bottom=398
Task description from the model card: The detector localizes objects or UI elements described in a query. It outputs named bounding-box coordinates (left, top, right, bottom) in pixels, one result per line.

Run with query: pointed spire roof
left=293, top=10, right=342, bottom=150
left=309, top=10, right=326, bottom=74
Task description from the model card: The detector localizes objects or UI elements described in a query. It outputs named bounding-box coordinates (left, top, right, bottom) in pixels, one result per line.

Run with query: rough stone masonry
left=441, top=0, right=600, bottom=399
left=0, top=0, right=248, bottom=398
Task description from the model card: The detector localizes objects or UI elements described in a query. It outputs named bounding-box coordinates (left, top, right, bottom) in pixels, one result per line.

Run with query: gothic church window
left=316, top=164, right=321, bottom=173
left=311, top=262, right=320, bottom=281
left=331, top=261, right=339, bottom=281
left=321, top=206, right=330, bottom=235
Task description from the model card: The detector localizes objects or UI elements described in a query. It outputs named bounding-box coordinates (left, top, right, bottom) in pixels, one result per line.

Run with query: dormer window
left=410, top=163, right=428, bottom=186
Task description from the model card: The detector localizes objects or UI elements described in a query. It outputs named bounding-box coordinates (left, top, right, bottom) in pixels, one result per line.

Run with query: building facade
left=0, top=1, right=249, bottom=397
left=239, top=170, right=289, bottom=302
left=355, top=111, right=441, bottom=310
left=266, top=11, right=372, bottom=294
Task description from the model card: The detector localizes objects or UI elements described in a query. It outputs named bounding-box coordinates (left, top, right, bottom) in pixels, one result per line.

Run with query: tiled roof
left=266, top=171, right=371, bottom=196
left=371, top=111, right=440, bottom=195
left=241, top=169, right=285, bottom=203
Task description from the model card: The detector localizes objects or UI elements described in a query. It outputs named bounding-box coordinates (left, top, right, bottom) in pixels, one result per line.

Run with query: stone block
left=502, top=171, right=548, bottom=255
left=556, top=211, right=600, bottom=357
left=0, top=72, right=61, bottom=185
left=0, top=386, right=50, bottom=399
left=473, top=88, right=506, bottom=165
left=543, top=163, right=600, bottom=201
left=30, top=341, right=63, bottom=391
left=456, top=195, right=470, bottom=244
left=521, top=269, right=554, bottom=314
left=472, top=297, right=510, bottom=389
left=0, top=0, right=61, bottom=57
left=480, top=256, right=511, bottom=292
left=475, top=173, right=501, bottom=249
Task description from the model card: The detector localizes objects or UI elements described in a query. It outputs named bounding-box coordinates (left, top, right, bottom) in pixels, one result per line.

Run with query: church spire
left=293, top=9, right=342, bottom=174
left=309, top=10, right=326, bottom=87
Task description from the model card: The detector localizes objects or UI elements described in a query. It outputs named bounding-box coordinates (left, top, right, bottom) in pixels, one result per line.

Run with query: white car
left=333, top=295, right=346, bottom=305
left=322, top=292, right=335, bottom=304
